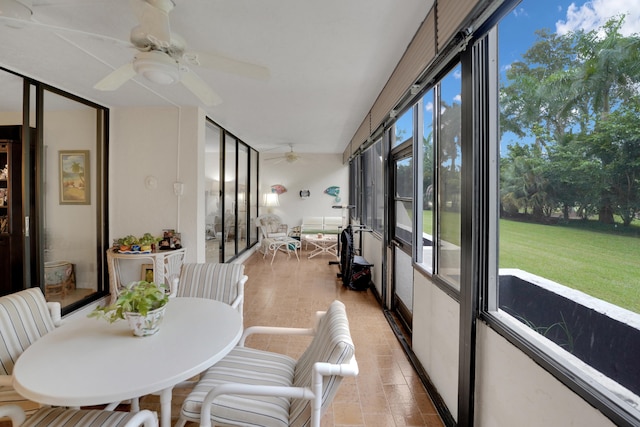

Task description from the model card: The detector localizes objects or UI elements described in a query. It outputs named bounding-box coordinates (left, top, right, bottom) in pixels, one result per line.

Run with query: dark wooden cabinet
left=0, top=126, right=33, bottom=296
left=0, top=136, right=22, bottom=295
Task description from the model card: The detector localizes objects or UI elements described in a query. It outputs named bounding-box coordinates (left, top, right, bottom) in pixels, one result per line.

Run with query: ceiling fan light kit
left=133, top=51, right=180, bottom=85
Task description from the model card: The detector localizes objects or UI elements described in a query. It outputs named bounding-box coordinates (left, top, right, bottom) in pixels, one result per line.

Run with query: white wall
left=361, top=232, right=383, bottom=296
left=413, top=273, right=460, bottom=420
left=260, top=153, right=348, bottom=228
left=475, top=322, right=614, bottom=426
left=110, top=106, right=203, bottom=263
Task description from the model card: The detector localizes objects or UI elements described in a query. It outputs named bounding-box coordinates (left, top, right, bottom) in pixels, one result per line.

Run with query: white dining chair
left=175, top=300, right=358, bottom=427
left=0, top=405, right=157, bottom=427
left=0, top=288, right=61, bottom=409
left=174, top=263, right=247, bottom=320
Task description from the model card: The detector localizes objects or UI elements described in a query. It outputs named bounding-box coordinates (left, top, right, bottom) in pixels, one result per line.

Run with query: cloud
left=425, top=101, right=433, bottom=112
left=513, top=7, right=527, bottom=17
left=453, top=94, right=462, bottom=103
left=556, top=0, right=640, bottom=36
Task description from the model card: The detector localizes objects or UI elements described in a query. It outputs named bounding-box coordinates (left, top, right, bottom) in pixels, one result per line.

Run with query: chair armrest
left=197, top=359, right=360, bottom=427
left=168, top=277, right=180, bottom=298
left=313, top=357, right=359, bottom=378
left=200, top=384, right=314, bottom=427
left=229, top=275, right=248, bottom=311
left=125, top=409, right=158, bottom=427
left=0, top=404, right=26, bottom=426
left=239, top=325, right=315, bottom=346
left=47, top=301, right=62, bottom=327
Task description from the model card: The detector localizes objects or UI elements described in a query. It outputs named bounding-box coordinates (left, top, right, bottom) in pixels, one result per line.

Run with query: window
left=359, top=138, right=385, bottom=233
left=418, top=89, right=435, bottom=271
left=205, top=121, right=221, bottom=262
left=489, top=0, right=640, bottom=421
left=373, top=139, right=385, bottom=233
left=411, top=67, right=461, bottom=284
left=436, top=65, right=462, bottom=289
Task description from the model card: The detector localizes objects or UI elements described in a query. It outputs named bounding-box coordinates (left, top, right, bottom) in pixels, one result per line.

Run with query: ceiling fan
left=0, top=0, right=269, bottom=106
left=94, top=0, right=270, bottom=106
left=265, top=144, right=302, bottom=164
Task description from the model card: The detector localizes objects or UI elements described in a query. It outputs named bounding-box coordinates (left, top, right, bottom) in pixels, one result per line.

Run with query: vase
left=124, top=305, right=167, bottom=337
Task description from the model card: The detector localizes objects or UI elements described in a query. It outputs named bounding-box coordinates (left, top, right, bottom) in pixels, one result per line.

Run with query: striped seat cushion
left=289, top=300, right=354, bottom=427
left=181, top=346, right=296, bottom=427
left=177, top=263, right=244, bottom=305
left=0, top=288, right=57, bottom=375
left=23, top=407, right=152, bottom=427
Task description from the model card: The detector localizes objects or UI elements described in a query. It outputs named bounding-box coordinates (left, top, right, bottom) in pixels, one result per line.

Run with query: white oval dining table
left=13, top=297, right=242, bottom=427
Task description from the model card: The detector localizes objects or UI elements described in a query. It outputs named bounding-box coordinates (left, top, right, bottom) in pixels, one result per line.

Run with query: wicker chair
left=256, top=214, right=288, bottom=239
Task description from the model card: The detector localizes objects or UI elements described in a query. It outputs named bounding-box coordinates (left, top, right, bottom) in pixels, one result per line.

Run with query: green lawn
left=420, top=210, right=640, bottom=313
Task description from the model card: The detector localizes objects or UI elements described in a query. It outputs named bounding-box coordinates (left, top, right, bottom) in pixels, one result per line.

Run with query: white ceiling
left=0, top=0, right=432, bottom=154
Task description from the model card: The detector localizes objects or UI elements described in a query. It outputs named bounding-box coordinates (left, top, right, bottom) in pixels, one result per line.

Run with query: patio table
left=13, top=297, right=242, bottom=427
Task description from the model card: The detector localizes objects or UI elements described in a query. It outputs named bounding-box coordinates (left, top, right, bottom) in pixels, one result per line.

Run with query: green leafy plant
left=88, top=281, right=169, bottom=323
left=139, top=233, right=161, bottom=246
left=119, top=235, right=139, bottom=246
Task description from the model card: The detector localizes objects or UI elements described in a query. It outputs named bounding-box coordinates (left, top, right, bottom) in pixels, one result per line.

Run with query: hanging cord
left=175, top=106, right=182, bottom=232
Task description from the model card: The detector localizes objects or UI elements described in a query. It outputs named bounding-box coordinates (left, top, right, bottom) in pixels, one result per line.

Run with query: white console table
left=106, top=248, right=186, bottom=302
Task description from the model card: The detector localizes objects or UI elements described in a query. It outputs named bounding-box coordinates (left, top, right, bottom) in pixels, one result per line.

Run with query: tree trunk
left=598, top=202, right=614, bottom=224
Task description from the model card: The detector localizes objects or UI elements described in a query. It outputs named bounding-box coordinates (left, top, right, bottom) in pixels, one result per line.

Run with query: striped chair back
left=289, top=300, right=355, bottom=427
left=177, top=263, right=244, bottom=305
left=0, top=288, right=57, bottom=376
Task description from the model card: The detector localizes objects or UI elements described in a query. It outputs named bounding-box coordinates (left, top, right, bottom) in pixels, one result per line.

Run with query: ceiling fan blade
left=185, top=50, right=270, bottom=81
left=131, top=0, right=172, bottom=47
left=94, top=63, right=137, bottom=91
left=180, top=69, right=222, bottom=106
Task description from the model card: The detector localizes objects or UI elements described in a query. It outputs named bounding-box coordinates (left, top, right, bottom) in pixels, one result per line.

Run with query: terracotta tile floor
left=140, top=247, right=444, bottom=426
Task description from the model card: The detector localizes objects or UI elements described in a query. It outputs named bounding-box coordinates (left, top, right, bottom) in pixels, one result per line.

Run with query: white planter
left=124, top=305, right=167, bottom=337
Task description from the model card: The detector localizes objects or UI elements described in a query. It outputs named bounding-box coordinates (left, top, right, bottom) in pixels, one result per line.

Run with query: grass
left=419, top=210, right=640, bottom=313
left=499, top=219, right=640, bottom=313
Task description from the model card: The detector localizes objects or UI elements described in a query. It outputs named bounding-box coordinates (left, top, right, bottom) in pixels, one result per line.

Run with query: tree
left=568, top=16, right=640, bottom=223
left=500, top=143, right=551, bottom=219
left=500, top=28, right=578, bottom=148
left=500, top=16, right=640, bottom=225
left=585, top=102, right=640, bottom=226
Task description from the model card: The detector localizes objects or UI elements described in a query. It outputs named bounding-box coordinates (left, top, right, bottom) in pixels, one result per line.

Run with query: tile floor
left=140, top=246, right=444, bottom=426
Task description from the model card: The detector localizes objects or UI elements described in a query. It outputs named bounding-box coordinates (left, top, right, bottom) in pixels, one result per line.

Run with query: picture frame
left=59, top=150, right=90, bottom=205
left=141, top=264, right=154, bottom=282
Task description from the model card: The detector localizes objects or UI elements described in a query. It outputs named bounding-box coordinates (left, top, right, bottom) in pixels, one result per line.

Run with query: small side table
left=303, top=234, right=338, bottom=259
left=262, top=237, right=301, bottom=264
left=106, top=248, right=186, bottom=302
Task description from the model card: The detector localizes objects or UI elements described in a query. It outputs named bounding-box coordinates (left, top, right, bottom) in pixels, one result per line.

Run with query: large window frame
left=477, top=2, right=640, bottom=425
left=205, top=117, right=259, bottom=263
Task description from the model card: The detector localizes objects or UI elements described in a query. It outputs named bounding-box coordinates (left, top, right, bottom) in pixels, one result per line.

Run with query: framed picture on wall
left=141, top=264, right=154, bottom=282
left=59, top=150, right=90, bottom=205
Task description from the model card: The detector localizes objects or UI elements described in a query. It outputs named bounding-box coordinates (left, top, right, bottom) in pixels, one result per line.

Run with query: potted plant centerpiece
left=89, top=281, right=169, bottom=337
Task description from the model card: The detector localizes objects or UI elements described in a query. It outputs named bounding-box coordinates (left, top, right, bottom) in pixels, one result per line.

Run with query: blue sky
left=393, top=0, right=640, bottom=149
left=500, top=0, right=640, bottom=70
